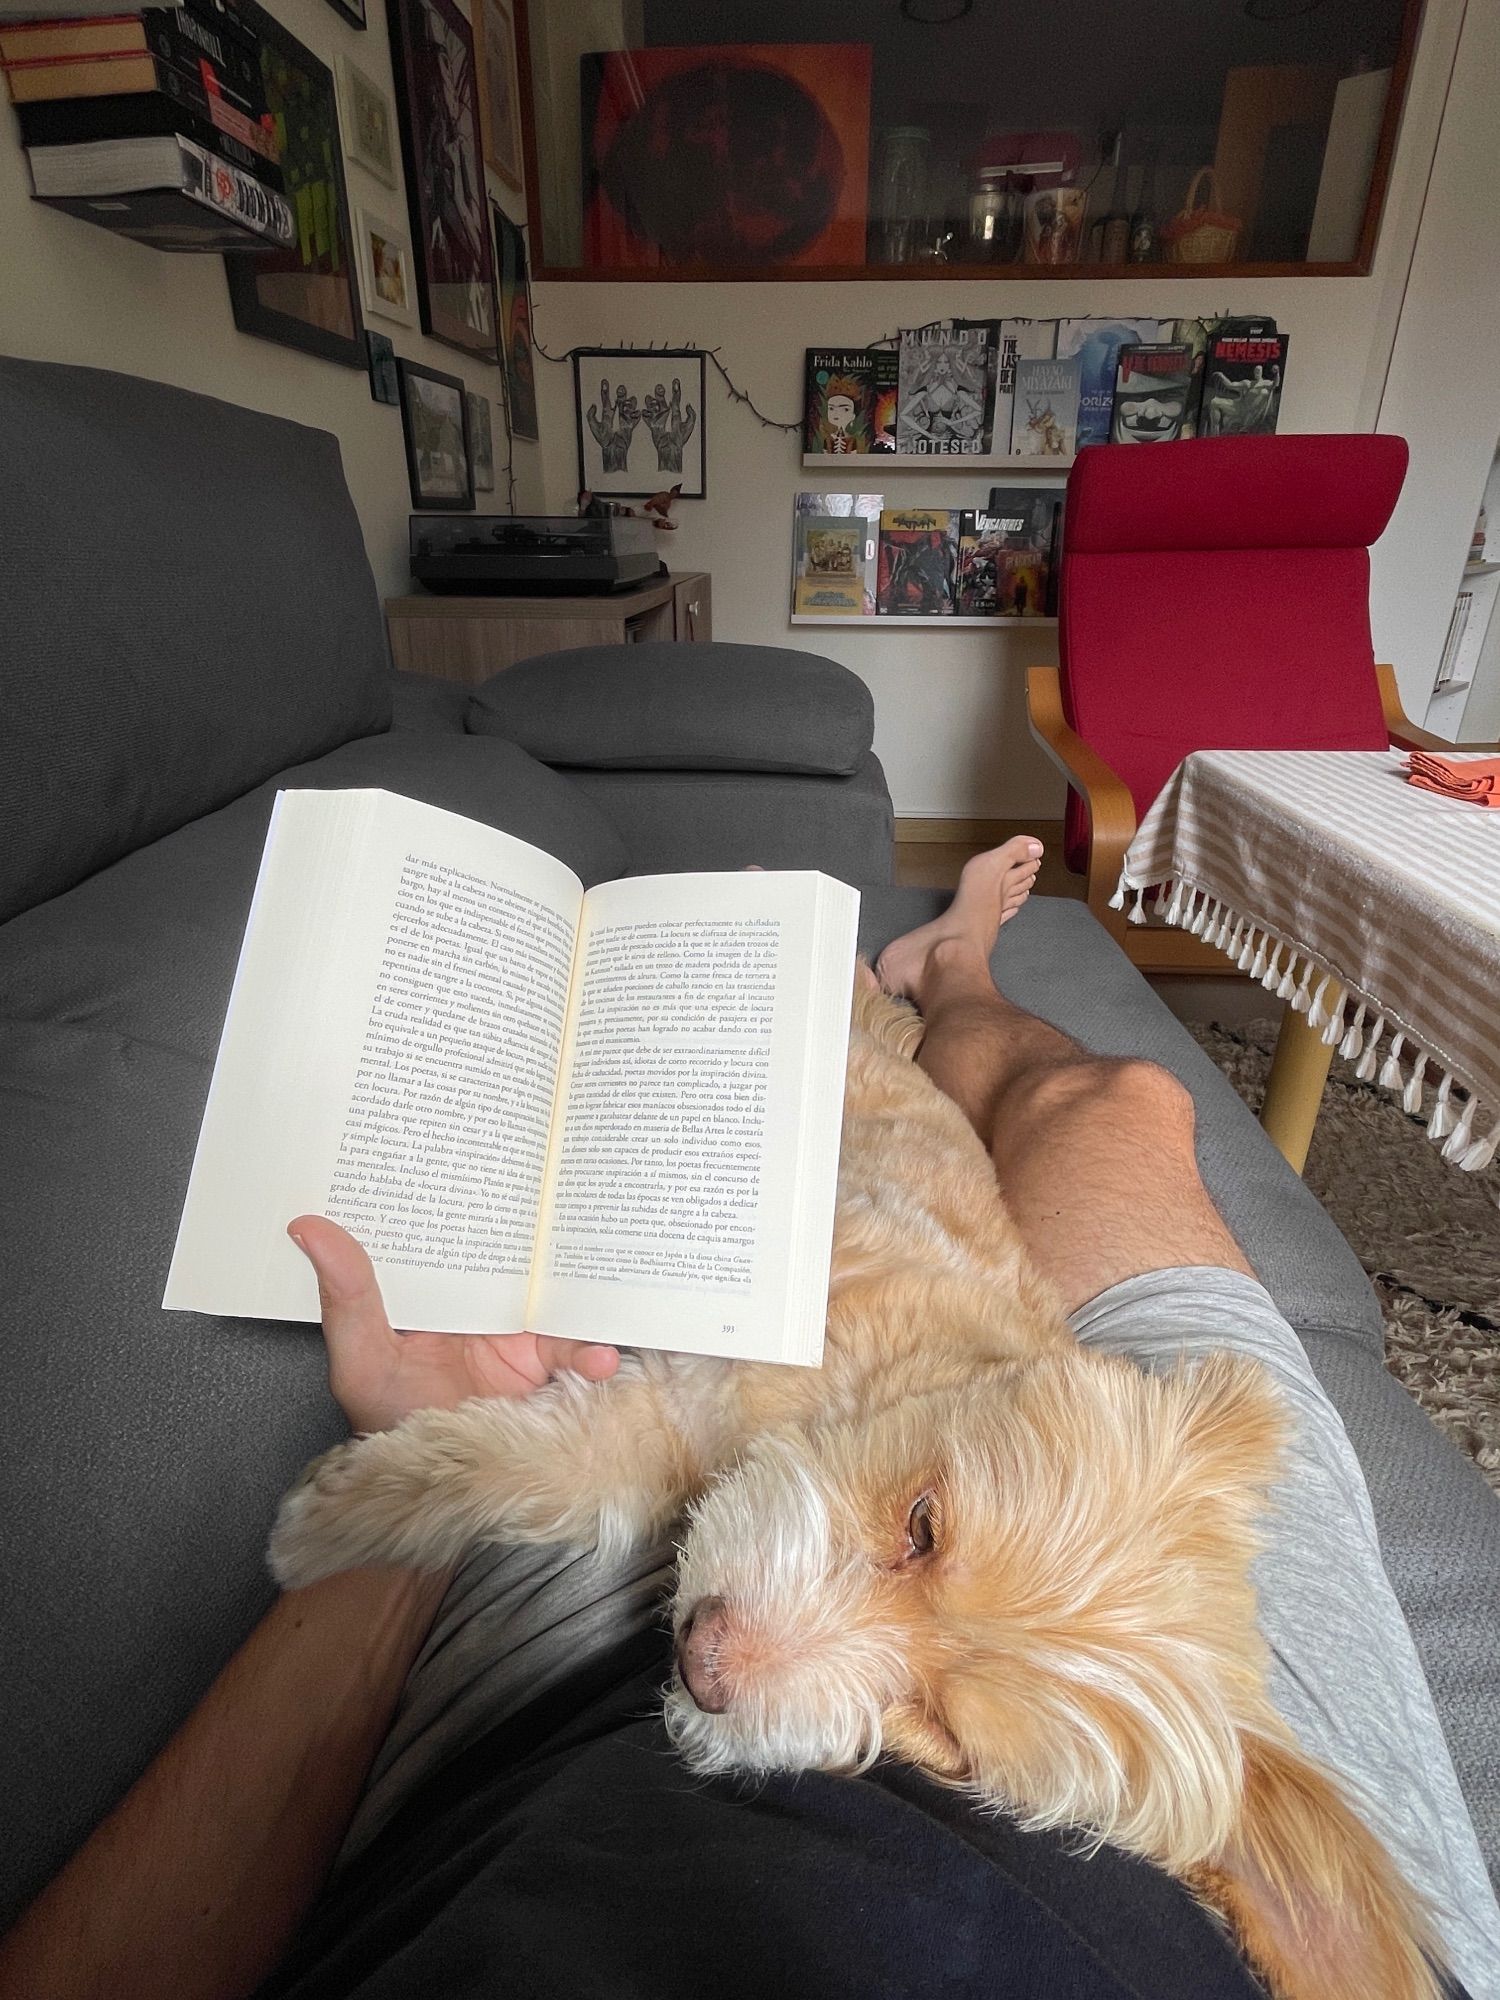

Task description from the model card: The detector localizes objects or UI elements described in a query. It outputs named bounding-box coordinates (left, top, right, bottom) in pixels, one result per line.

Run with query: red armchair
left=1027, top=434, right=1454, bottom=970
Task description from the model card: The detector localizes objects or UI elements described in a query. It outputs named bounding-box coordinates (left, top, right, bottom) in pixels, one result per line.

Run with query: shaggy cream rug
left=1190, top=1019, right=1500, bottom=1493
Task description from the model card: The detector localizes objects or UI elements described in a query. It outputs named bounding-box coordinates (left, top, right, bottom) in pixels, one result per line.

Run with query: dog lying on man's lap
left=270, top=979, right=1444, bottom=2000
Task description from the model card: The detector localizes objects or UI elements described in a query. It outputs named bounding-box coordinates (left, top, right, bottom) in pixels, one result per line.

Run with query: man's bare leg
left=876, top=844, right=1253, bottom=1316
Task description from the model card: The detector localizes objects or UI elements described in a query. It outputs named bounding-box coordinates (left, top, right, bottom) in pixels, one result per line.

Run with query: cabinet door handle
left=687, top=600, right=700, bottom=617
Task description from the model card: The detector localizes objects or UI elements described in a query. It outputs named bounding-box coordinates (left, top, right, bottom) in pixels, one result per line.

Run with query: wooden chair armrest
left=1377, top=662, right=1499, bottom=753
left=1026, top=665, right=1138, bottom=932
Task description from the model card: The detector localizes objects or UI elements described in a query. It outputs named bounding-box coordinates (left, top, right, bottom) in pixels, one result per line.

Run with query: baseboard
left=895, top=816, right=1064, bottom=844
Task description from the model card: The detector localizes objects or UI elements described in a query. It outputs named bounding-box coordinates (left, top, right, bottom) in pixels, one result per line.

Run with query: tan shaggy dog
left=271, top=978, right=1444, bottom=2000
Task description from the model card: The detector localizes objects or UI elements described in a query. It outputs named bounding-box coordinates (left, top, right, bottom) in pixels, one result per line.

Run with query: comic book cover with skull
left=895, top=326, right=992, bottom=455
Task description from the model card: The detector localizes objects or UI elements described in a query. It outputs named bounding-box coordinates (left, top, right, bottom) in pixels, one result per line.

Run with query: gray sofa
left=2, top=357, right=1496, bottom=1935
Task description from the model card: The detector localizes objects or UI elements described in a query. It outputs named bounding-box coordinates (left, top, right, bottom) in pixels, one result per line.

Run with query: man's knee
left=1020, top=1054, right=1196, bottom=1144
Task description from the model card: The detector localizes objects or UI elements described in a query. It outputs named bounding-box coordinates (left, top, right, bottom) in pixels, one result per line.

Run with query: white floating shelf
left=790, top=615, right=1057, bottom=629
left=800, top=452, right=1073, bottom=473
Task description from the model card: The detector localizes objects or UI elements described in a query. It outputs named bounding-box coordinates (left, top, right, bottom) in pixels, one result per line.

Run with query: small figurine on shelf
left=578, top=485, right=681, bottom=529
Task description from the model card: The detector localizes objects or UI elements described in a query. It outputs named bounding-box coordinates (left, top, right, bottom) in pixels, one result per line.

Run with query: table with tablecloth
left=1113, top=748, right=1500, bottom=1176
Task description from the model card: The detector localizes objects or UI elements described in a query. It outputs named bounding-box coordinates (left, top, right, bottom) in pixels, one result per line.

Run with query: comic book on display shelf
left=1055, top=317, right=1164, bottom=448
left=955, top=513, right=1006, bottom=616
left=877, top=508, right=960, bottom=616
left=994, top=317, right=1056, bottom=454
left=980, top=487, right=1061, bottom=616
left=1199, top=322, right=1288, bottom=438
left=1012, top=357, right=1079, bottom=459
left=803, top=348, right=877, bottom=456
left=1109, top=342, right=1198, bottom=444
left=895, top=325, right=991, bottom=456
left=1167, top=317, right=1213, bottom=439
left=950, top=318, right=1001, bottom=451
left=166, top=789, right=859, bottom=1366
left=871, top=348, right=898, bottom=452
left=792, top=515, right=869, bottom=616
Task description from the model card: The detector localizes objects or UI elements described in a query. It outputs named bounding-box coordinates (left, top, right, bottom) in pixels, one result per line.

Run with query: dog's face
left=666, top=1349, right=1284, bottom=1868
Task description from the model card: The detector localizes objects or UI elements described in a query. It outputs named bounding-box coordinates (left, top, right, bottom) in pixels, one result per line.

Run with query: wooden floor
left=894, top=820, right=1081, bottom=899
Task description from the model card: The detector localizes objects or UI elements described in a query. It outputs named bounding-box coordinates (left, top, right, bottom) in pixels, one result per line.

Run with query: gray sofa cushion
left=0, top=358, right=393, bottom=925
left=465, top=641, right=876, bottom=776
left=570, top=752, right=895, bottom=885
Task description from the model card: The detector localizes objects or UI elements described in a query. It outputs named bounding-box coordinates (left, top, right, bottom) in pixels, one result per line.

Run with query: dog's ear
left=923, top=1350, right=1287, bottom=1870
left=1194, top=1729, right=1444, bottom=2000
left=1166, top=1349, right=1288, bottom=1520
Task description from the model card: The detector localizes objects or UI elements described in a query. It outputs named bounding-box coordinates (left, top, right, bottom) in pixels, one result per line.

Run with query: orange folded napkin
left=1405, top=752, right=1500, bottom=806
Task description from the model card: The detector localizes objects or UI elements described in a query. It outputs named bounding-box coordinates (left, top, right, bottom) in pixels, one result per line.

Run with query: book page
left=529, top=871, right=858, bottom=1364
left=164, top=789, right=584, bottom=1332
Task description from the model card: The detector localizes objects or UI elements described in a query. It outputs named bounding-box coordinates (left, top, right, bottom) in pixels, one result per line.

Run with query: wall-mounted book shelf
left=790, top=615, right=1057, bottom=629
left=801, top=453, right=1073, bottom=473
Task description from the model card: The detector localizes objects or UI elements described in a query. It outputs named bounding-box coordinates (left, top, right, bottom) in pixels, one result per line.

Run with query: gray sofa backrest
left=0, top=357, right=392, bottom=922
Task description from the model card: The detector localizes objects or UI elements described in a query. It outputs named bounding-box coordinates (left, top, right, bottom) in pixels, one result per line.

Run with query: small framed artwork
left=386, top=0, right=497, bottom=359
left=493, top=205, right=538, bottom=441
left=398, top=359, right=473, bottom=510
left=366, top=330, right=399, bottom=404
left=223, top=0, right=364, bottom=369
left=354, top=206, right=417, bottom=327
left=467, top=390, right=495, bottom=491
left=573, top=348, right=706, bottom=500
left=323, top=0, right=367, bottom=26
left=471, top=0, right=522, bottom=191
left=338, top=54, right=397, bottom=187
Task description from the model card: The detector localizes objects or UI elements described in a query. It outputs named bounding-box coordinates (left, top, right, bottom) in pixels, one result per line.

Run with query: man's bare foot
left=875, top=837, right=1043, bottom=1004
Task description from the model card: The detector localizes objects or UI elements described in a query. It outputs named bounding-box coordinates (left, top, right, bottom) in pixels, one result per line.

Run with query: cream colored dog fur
left=270, top=980, right=1443, bottom=2000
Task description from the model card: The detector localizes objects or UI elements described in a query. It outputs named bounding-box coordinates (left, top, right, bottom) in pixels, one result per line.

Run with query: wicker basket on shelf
left=1160, top=168, right=1242, bottom=265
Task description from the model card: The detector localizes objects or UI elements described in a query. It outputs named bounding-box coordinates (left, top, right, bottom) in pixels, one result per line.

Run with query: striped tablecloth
left=1113, top=748, right=1500, bottom=1172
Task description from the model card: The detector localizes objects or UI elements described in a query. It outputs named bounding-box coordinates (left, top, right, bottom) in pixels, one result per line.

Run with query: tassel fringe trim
left=1112, top=866, right=1496, bottom=1175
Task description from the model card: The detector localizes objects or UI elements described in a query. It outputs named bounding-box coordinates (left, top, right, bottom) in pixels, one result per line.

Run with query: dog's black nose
left=676, top=1595, right=730, bottom=1713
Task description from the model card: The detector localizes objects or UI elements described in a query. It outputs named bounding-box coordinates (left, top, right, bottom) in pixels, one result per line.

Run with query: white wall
left=0, top=0, right=544, bottom=595
left=1368, top=0, right=1500, bottom=722
left=527, top=0, right=1472, bottom=817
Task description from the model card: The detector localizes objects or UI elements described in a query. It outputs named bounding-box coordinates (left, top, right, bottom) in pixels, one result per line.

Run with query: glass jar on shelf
left=965, top=165, right=1025, bottom=262
left=874, top=126, right=929, bottom=264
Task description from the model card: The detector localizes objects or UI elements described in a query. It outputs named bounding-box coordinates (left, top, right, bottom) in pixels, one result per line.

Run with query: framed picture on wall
left=337, top=54, right=398, bottom=187
left=386, top=0, right=496, bottom=359
left=398, top=359, right=473, bottom=509
left=323, top=0, right=367, bottom=28
left=493, top=205, right=537, bottom=441
left=471, top=0, right=523, bottom=191
left=573, top=348, right=706, bottom=500
left=224, top=0, right=365, bottom=369
left=353, top=205, right=417, bottom=327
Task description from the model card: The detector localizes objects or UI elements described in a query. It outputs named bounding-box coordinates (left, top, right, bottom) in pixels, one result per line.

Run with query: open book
left=164, top=789, right=859, bottom=1366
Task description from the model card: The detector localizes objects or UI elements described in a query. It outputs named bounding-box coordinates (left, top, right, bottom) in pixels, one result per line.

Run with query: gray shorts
left=341, top=1268, right=1500, bottom=1999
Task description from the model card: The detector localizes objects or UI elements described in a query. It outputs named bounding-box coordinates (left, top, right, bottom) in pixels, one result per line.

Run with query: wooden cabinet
left=385, top=571, right=713, bottom=687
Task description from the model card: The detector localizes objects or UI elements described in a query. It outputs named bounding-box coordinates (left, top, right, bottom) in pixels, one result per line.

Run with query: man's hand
left=290, top=1215, right=620, bottom=1435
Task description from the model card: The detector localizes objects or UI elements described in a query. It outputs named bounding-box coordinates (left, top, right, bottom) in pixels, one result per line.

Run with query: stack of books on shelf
left=791, top=489, right=1062, bottom=622
left=803, top=317, right=1290, bottom=460
left=1, top=0, right=294, bottom=251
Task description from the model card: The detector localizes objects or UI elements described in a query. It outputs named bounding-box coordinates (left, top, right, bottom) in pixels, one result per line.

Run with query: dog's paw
left=266, top=1437, right=407, bottom=1590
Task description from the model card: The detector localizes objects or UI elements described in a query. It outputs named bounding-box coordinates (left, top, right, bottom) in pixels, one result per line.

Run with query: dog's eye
left=904, top=1492, right=938, bottom=1562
